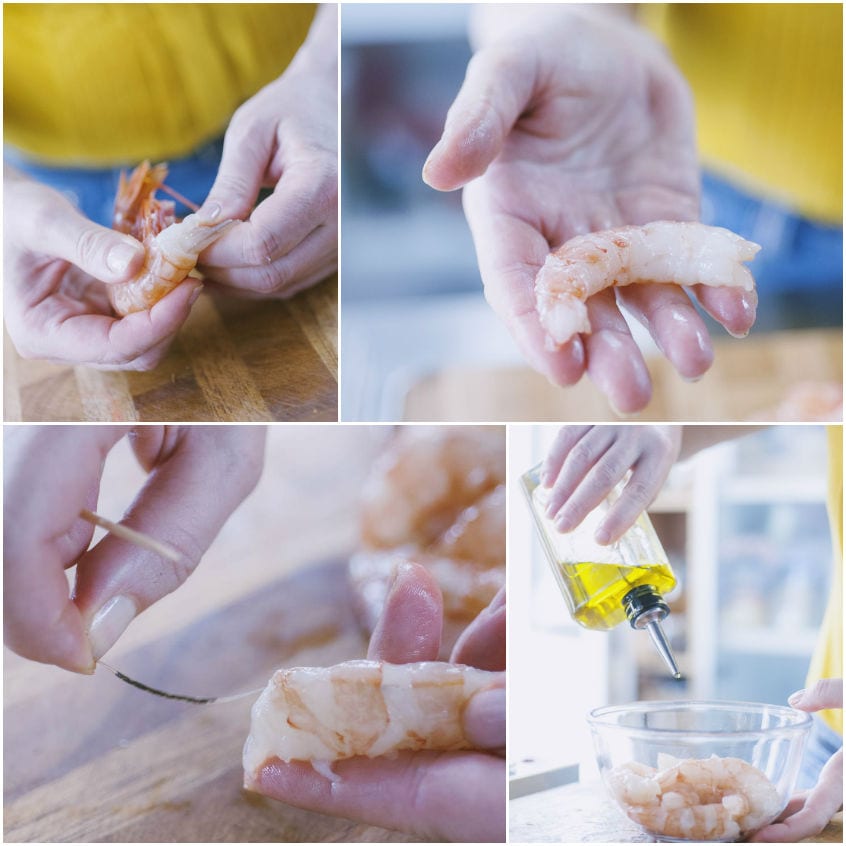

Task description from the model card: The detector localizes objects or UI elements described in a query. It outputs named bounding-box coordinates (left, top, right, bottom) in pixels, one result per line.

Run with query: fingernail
left=89, top=595, right=137, bottom=660
left=107, top=240, right=141, bottom=275
left=464, top=687, right=505, bottom=749
left=201, top=202, right=222, bottom=222
left=188, top=285, right=204, bottom=306
left=788, top=689, right=805, bottom=707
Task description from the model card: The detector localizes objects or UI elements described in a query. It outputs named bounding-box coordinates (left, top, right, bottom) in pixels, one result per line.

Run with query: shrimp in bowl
left=535, top=221, right=761, bottom=347
left=108, top=160, right=236, bottom=316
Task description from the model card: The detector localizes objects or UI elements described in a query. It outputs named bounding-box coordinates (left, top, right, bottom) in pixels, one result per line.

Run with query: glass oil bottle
left=521, top=462, right=682, bottom=678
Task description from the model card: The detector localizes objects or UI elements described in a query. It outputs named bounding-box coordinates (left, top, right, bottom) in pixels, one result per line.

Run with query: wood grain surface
left=3, top=427, right=421, bottom=843
left=403, top=329, right=842, bottom=423
left=509, top=781, right=843, bottom=843
left=4, top=276, right=338, bottom=423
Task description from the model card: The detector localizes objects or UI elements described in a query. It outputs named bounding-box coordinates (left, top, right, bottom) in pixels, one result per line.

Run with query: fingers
left=582, top=290, right=653, bottom=414
left=14, top=185, right=145, bottom=284
left=423, top=44, right=534, bottom=191
left=20, top=280, right=202, bottom=369
left=462, top=185, right=587, bottom=388
left=788, top=679, right=843, bottom=712
left=250, top=752, right=506, bottom=842
left=4, top=426, right=128, bottom=672
left=749, top=750, right=843, bottom=842
left=199, top=110, right=272, bottom=223
left=367, top=561, right=443, bottom=663
left=201, top=221, right=337, bottom=297
left=72, top=426, right=265, bottom=660
left=692, top=284, right=758, bottom=338
left=463, top=686, right=505, bottom=752
left=451, top=587, right=506, bottom=670
left=541, top=425, right=680, bottom=542
left=617, top=283, right=714, bottom=381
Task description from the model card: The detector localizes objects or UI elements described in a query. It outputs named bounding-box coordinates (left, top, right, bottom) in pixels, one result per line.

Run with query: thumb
left=788, top=679, right=843, bottom=712
left=422, top=45, right=534, bottom=191
left=40, top=199, right=145, bottom=284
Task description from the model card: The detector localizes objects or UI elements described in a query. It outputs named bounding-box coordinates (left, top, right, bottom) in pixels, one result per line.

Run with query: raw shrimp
left=535, top=221, right=761, bottom=347
left=243, top=660, right=498, bottom=777
left=108, top=160, right=236, bottom=316
left=351, top=428, right=506, bottom=653
left=360, top=426, right=505, bottom=550
left=608, top=755, right=782, bottom=841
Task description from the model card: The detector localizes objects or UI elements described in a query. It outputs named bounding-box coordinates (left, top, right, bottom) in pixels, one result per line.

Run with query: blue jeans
left=798, top=715, right=842, bottom=790
left=5, top=137, right=225, bottom=227
left=701, top=171, right=842, bottom=330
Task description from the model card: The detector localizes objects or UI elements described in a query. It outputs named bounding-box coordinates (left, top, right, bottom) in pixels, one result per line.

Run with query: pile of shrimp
left=535, top=221, right=761, bottom=347
left=349, top=426, right=506, bottom=653
left=607, top=754, right=782, bottom=841
left=108, top=160, right=235, bottom=316
left=244, top=659, right=497, bottom=776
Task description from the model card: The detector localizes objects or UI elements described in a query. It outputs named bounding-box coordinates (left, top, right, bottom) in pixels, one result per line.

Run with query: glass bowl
left=587, top=700, right=812, bottom=842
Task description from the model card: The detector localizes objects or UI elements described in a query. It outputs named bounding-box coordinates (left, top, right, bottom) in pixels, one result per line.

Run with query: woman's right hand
left=541, top=425, right=681, bottom=543
left=3, top=426, right=265, bottom=673
left=4, top=168, right=201, bottom=369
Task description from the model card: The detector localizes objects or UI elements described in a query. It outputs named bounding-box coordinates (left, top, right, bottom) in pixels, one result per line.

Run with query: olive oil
left=521, top=462, right=681, bottom=676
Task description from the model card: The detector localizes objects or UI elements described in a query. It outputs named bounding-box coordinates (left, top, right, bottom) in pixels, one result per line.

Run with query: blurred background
left=509, top=424, right=834, bottom=794
left=341, top=4, right=842, bottom=423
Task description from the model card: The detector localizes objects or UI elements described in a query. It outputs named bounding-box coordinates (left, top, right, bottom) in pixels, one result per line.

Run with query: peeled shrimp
left=243, top=660, right=497, bottom=776
left=108, top=160, right=235, bottom=316
left=535, top=221, right=761, bottom=346
left=608, top=755, right=782, bottom=841
left=360, top=426, right=505, bottom=550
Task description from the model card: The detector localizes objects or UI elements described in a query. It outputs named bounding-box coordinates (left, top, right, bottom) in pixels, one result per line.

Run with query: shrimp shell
left=608, top=755, right=782, bottom=841
left=108, top=213, right=235, bottom=316
left=243, top=660, right=497, bottom=775
left=535, top=221, right=761, bottom=347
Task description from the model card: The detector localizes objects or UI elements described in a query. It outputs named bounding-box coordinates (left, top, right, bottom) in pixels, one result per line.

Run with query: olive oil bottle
left=521, top=462, right=681, bottom=677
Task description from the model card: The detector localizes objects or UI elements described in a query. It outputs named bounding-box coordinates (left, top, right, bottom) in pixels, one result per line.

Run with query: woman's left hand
left=198, top=5, right=337, bottom=298
left=751, top=679, right=843, bottom=842
left=245, top=564, right=506, bottom=842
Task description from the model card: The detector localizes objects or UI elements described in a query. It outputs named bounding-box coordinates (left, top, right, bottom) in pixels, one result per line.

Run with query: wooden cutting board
left=4, top=276, right=338, bottom=423
left=4, top=559, right=419, bottom=843
left=403, top=328, right=842, bottom=422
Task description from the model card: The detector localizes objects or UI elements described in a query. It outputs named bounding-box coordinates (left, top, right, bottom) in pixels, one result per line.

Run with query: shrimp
left=535, top=221, right=761, bottom=347
left=243, top=660, right=498, bottom=777
left=360, top=426, right=506, bottom=550
left=608, top=755, right=782, bottom=841
left=108, top=160, right=236, bottom=316
left=350, top=428, right=506, bottom=653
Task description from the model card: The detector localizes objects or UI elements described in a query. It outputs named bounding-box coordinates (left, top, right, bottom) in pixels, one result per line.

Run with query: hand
left=3, top=168, right=203, bottom=369
left=198, top=5, right=337, bottom=298
left=541, top=425, right=681, bottom=543
left=423, top=6, right=756, bottom=414
left=751, top=680, right=843, bottom=842
left=3, top=426, right=265, bottom=673
left=247, top=563, right=506, bottom=842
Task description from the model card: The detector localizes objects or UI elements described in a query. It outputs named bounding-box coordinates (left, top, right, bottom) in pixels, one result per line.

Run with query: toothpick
left=80, top=508, right=182, bottom=564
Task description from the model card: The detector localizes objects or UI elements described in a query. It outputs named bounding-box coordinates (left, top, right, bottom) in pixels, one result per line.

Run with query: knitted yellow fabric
left=4, top=3, right=316, bottom=165
left=642, top=4, right=842, bottom=224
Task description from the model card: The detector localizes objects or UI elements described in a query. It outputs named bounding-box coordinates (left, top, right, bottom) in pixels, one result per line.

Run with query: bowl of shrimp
left=587, top=700, right=812, bottom=842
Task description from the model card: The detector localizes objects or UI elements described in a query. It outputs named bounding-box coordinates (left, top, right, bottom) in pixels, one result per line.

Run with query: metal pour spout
left=623, top=584, right=683, bottom=680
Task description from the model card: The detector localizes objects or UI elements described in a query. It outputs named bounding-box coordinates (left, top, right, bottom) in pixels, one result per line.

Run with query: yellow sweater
left=4, top=3, right=316, bottom=165
left=807, top=426, right=843, bottom=734
left=643, top=4, right=842, bottom=225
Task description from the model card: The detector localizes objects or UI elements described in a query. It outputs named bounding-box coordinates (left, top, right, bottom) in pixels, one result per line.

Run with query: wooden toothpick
left=79, top=508, right=182, bottom=564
